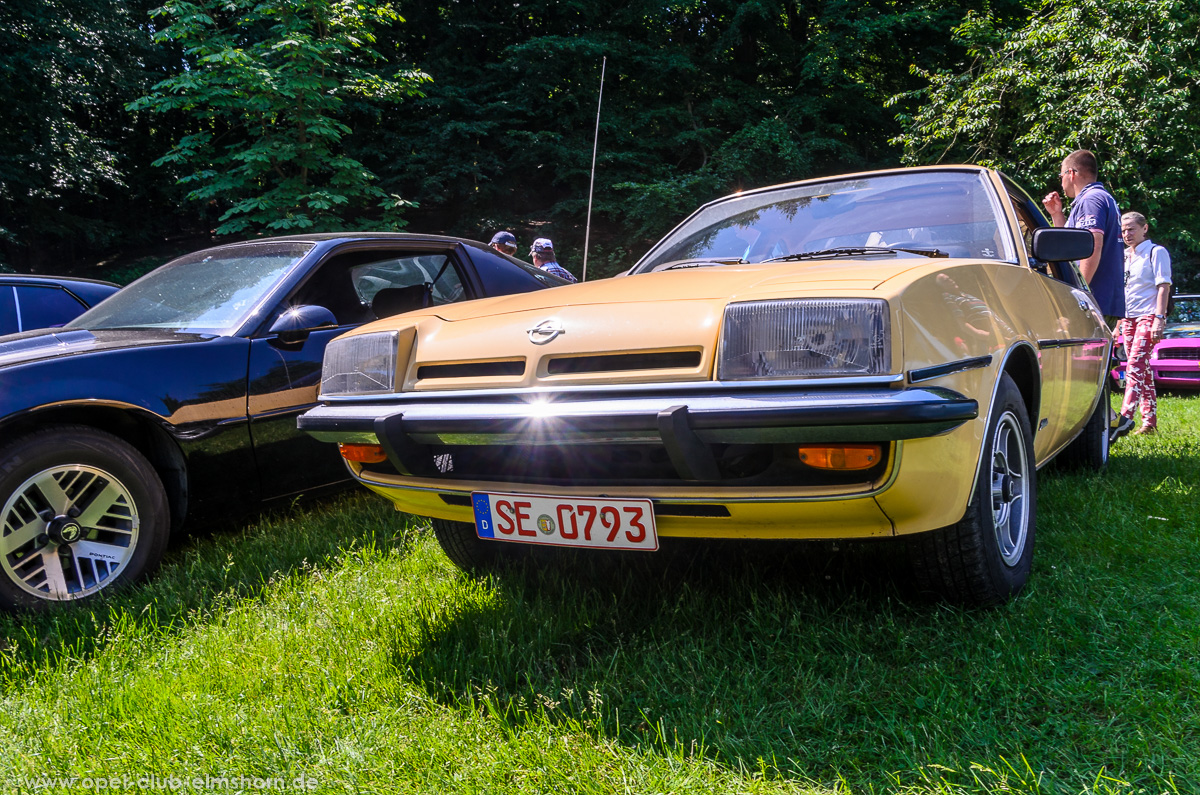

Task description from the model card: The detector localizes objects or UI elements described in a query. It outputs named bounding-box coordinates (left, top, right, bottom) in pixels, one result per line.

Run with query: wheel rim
left=1100, top=410, right=1110, bottom=461
left=990, top=411, right=1030, bottom=567
left=1, top=464, right=140, bottom=601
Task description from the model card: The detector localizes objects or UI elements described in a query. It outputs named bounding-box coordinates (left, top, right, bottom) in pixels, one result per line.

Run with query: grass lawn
left=1, top=394, right=1197, bottom=794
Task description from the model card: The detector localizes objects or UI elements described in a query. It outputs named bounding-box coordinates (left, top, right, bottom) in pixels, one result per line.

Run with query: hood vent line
left=418, top=359, right=526, bottom=380
left=547, top=350, right=702, bottom=375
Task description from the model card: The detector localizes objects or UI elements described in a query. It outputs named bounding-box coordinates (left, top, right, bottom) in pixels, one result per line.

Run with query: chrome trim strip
left=908, top=355, right=993, bottom=384
left=1036, top=337, right=1106, bottom=350
left=320, top=374, right=905, bottom=403
left=353, top=442, right=907, bottom=504
left=301, top=386, right=978, bottom=446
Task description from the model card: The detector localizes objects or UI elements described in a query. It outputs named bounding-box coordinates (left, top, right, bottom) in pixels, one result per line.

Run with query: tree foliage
left=354, top=0, right=1003, bottom=274
left=131, top=0, right=431, bottom=235
left=0, top=0, right=165, bottom=270
left=894, top=0, right=1200, bottom=285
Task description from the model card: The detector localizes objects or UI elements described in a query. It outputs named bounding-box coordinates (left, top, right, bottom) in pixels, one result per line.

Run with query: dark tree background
left=1, top=0, right=1193, bottom=286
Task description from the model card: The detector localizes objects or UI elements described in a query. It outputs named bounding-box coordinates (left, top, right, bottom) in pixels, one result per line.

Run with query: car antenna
left=581, top=56, right=606, bottom=283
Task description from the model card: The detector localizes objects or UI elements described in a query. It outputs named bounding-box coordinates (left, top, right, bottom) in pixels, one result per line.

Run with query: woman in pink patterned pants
left=1112, top=212, right=1172, bottom=440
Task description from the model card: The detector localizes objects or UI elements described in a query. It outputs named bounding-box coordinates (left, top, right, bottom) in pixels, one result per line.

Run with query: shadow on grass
left=394, top=438, right=1200, bottom=791
left=0, top=491, right=417, bottom=682
left=395, top=538, right=950, bottom=774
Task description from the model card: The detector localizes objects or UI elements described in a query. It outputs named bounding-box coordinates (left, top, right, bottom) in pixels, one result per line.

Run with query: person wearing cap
left=489, top=231, right=518, bottom=257
left=529, top=238, right=577, bottom=282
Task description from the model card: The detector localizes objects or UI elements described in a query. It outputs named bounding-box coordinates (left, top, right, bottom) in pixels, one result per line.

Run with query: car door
left=246, top=244, right=477, bottom=501
left=1003, top=182, right=1107, bottom=448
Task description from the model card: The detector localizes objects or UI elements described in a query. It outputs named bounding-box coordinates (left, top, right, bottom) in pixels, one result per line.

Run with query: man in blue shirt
left=1042, top=149, right=1125, bottom=321
left=529, top=238, right=577, bottom=283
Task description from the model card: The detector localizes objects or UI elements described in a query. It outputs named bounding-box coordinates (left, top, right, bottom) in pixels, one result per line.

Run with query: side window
left=471, top=248, right=563, bottom=293
left=1007, top=194, right=1039, bottom=260
left=1006, top=192, right=1081, bottom=287
left=349, top=254, right=465, bottom=306
left=285, top=249, right=470, bottom=328
left=14, top=285, right=87, bottom=330
left=0, top=287, right=17, bottom=332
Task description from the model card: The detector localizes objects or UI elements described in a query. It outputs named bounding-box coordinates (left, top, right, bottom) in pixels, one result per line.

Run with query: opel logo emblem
left=527, top=319, right=565, bottom=345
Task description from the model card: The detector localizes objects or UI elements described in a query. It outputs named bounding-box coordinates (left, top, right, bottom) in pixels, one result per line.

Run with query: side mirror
left=1031, top=227, right=1094, bottom=262
left=268, top=304, right=337, bottom=344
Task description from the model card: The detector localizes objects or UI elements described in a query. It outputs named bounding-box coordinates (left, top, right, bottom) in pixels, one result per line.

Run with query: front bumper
left=300, top=384, right=976, bottom=481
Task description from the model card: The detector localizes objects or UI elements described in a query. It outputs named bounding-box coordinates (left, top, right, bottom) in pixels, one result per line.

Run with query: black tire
left=908, top=374, right=1037, bottom=606
left=430, top=517, right=526, bottom=573
left=1054, top=378, right=1110, bottom=471
left=0, top=425, right=170, bottom=610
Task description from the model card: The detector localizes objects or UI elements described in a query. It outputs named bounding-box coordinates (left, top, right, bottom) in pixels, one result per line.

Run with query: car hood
left=0, top=328, right=213, bottom=368
left=374, top=258, right=935, bottom=330
left=350, top=258, right=943, bottom=393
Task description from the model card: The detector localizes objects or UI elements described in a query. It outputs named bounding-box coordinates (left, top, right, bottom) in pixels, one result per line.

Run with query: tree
left=893, top=0, right=1200, bottom=287
left=131, top=0, right=431, bottom=235
left=358, top=0, right=1018, bottom=277
left=0, top=0, right=166, bottom=271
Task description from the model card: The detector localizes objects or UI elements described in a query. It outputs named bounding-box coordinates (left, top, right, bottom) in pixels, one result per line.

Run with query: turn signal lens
left=796, top=444, right=882, bottom=471
left=339, top=443, right=388, bottom=463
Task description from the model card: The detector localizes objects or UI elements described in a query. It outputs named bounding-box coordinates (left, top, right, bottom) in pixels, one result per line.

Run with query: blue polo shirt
left=1066, top=181, right=1124, bottom=317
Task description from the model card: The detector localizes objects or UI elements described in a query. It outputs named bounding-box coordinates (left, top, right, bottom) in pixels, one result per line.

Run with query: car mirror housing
left=1031, top=227, right=1095, bottom=262
left=269, top=304, right=337, bottom=343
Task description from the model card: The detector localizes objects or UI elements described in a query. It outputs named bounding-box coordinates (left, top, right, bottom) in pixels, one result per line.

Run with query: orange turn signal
left=338, top=443, right=388, bottom=463
left=796, top=444, right=882, bottom=471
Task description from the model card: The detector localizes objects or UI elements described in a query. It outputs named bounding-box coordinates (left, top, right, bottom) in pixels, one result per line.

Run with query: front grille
left=546, top=350, right=702, bottom=375
left=1158, top=348, right=1200, bottom=361
left=361, top=441, right=889, bottom=490
left=417, top=359, right=526, bottom=379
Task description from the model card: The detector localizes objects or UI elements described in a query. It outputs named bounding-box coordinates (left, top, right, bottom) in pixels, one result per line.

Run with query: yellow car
left=299, top=166, right=1110, bottom=605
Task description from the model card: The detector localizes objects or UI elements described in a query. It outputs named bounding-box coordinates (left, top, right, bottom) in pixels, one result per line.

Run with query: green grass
left=1, top=395, right=1198, bottom=794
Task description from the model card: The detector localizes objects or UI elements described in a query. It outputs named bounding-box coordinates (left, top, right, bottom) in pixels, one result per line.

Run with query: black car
left=0, top=274, right=120, bottom=334
left=0, top=233, right=566, bottom=609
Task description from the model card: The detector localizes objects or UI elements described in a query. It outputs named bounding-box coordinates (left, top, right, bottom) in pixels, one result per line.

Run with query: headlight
left=719, top=299, right=890, bottom=379
left=321, top=331, right=399, bottom=396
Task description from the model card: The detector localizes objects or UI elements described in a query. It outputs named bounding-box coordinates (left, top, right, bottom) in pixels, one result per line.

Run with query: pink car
left=1111, top=294, right=1200, bottom=389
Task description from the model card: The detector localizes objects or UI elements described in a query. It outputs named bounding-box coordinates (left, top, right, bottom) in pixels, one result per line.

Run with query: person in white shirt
left=1111, top=211, right=1172, bottom=440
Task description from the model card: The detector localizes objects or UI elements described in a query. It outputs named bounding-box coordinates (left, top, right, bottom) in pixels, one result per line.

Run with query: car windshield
left=1169, top=297, right=1200, bottom=324
left=67, top=242, right=313, bottom=334
left=633, top=170, right=1015, bottom=273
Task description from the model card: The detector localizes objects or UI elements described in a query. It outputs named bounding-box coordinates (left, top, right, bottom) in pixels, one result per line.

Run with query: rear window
left=15, top=285, right=87, bottom=330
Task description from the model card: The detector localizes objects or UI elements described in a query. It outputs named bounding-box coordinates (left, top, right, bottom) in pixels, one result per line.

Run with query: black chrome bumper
left=299, top=386, right=978, bottom=480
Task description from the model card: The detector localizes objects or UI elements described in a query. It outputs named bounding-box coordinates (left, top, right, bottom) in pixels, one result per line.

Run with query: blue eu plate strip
left=472, top=493, right=494, bottom=538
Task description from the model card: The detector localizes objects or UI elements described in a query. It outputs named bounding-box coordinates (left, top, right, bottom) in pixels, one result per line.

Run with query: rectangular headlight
left=719, top=299, right=890, bottom=379
left=321, top=331, right=399, bottom=396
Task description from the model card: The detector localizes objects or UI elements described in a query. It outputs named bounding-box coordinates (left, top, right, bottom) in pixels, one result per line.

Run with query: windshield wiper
left=661, top=257, right=746, bottom=270
left=764, top=246, right=945, bottom=262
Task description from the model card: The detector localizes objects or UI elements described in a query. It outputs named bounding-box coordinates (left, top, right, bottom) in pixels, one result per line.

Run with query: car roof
left=0, top=273, right=118, bottom=288
left=170, top=232, right=498, bottom=262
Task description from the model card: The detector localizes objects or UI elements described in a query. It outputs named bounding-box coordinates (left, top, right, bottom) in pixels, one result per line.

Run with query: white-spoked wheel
left=0, top=426, right=169, bottom=610
left=2, top=464, right=141, bottom=601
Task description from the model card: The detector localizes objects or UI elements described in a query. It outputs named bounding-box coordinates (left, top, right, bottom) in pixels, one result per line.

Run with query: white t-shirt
left=1123, top=239, right=1172, bottom=318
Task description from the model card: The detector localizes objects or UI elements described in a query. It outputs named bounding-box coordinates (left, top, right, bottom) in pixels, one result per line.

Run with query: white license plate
left=472, top=492, right=658, bottom=551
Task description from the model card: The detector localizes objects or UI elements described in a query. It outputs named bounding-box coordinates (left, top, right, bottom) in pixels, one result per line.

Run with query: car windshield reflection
left=1169, top=298, right=1200, bottom=324
left=67, top=242, right=313, bottom=335
left=634, top=171, right=1015, bottom=273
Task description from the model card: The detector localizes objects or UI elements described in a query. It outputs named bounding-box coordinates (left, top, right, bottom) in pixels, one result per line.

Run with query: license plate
left=472, top=492, right=658, bottom=551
